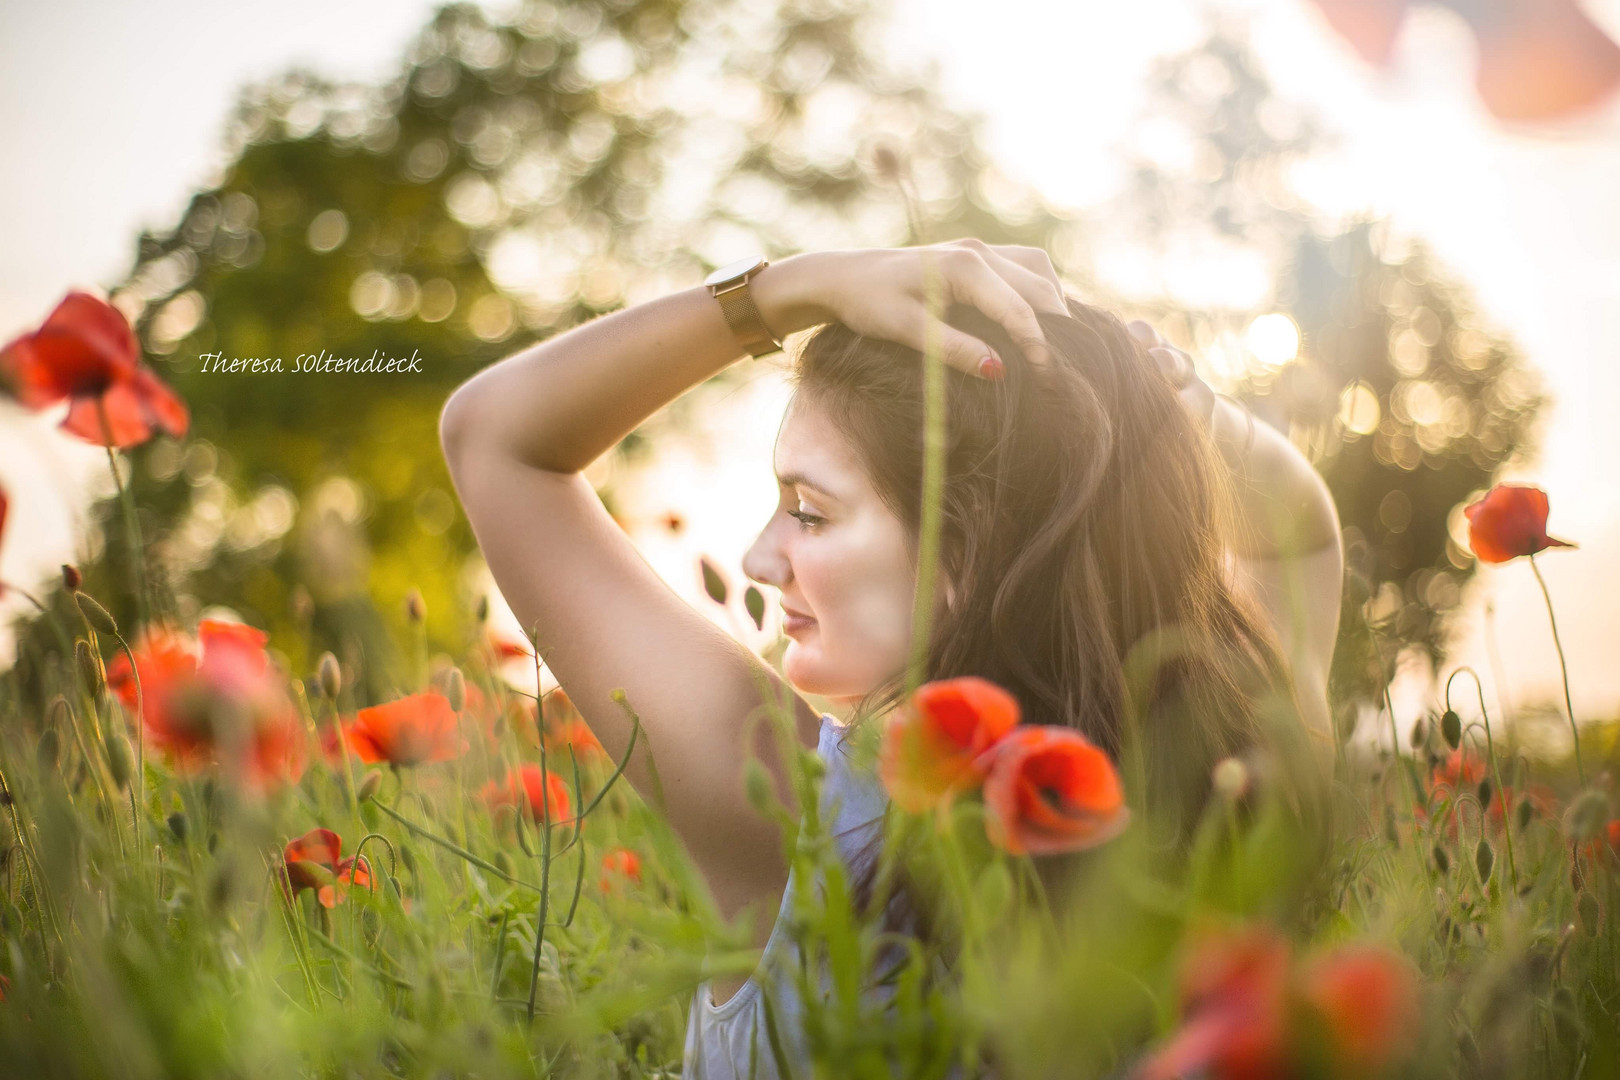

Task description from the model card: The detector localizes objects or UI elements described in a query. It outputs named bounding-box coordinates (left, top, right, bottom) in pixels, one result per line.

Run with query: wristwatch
left=704, top=255, right=783, bottom=358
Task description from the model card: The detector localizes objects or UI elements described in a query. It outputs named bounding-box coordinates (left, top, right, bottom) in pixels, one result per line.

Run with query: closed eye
left=786, top=508, right=825, bottom=531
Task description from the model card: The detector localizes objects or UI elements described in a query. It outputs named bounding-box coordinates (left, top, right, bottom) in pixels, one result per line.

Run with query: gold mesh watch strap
left=713, top=277, right=783, bottom=358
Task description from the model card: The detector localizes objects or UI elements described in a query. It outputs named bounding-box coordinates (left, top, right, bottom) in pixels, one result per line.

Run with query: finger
left=937, top=247, right=1054, bottom=368
left=991, top=245, right=1068, bottom=307
left=1126, top=320, right=1164, bottom=348
left=944, top=239, right=1066, bottom=317
left=1149, top=346, right=1193, bottom=389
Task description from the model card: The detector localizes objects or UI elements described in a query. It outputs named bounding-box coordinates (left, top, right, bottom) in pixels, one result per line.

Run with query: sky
left=3, top=0, right=1619, bottom=741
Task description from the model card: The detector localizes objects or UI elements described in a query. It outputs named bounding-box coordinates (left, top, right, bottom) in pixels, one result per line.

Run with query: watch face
left=704, top=255, right=768, bottom=288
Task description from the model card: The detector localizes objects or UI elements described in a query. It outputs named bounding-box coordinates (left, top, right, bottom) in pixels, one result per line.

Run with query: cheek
left=802, top=517, right=914, bottom=655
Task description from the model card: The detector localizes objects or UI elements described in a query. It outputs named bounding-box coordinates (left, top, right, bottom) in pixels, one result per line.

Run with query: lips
left=781, top=602, right=814, bottom=621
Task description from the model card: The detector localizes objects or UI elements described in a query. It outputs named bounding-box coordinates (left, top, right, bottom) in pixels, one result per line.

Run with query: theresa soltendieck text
left=198, top=349, right=424, bottom=374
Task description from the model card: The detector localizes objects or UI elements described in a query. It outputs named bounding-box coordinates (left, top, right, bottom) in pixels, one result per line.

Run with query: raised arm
left=1127, top=321, right=1345, bottom=744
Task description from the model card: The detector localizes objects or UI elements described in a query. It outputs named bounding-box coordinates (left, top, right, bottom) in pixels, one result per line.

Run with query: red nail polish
left=979, top=355, right=1005, bottom=380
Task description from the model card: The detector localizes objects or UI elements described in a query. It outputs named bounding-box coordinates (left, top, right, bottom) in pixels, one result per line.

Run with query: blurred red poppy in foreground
left=599, top=847, right=642, bottom=893
left=1463, top=483, right=1576, bottom=564
left=0, top=486, right=9, bottom=598
left=482, top=764, right=573, bottom=828
left=105, top=618, right=306, bottom=790
left=879, top=676, right=1021, bottom=814
left=980, top=726, right=1130, bottom=856
left=340, top=691, right=467, bottom=767
left=1135, top=925, right=1421, bottom=1080
left=0, top=290, right=189, bottom=448
left=1309, top=0, right=1620, bottom=121
left=281, top=828, right=373, bottom=908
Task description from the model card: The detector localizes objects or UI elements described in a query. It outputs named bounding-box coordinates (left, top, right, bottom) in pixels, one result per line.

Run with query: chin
left=784, top=647, right=884, bottom=702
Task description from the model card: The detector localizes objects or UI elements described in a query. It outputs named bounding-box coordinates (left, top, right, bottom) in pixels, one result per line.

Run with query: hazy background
left=3, top=0, right=1618, bottom=745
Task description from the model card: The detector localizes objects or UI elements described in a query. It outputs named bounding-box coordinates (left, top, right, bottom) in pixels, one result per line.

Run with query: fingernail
left=979, top=355, right=1005, bottom=380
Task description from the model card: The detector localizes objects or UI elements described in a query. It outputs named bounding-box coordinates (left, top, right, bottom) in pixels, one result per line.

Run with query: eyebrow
left=775, top=470, right=841, bottom=503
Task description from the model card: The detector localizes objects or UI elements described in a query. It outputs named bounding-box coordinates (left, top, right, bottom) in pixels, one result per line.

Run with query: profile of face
left=742, top=395, right=941, bottom=707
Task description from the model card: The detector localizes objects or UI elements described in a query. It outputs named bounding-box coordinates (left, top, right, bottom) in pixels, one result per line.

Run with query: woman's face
left=742, top=396, right=920, bottom=707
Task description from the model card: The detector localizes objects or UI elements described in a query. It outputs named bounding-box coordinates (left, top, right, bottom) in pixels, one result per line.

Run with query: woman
left=438, top=240, right=1344, bottom=1077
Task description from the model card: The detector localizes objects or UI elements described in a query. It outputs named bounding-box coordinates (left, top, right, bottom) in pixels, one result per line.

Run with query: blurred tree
left=9, top=0, right=1074, bottom=708
left=1099, top=20, right=1547, bottom=726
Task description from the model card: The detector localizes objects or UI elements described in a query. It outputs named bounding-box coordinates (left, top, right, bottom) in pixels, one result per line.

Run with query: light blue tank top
left=681, top=712, right=936, bottom=1080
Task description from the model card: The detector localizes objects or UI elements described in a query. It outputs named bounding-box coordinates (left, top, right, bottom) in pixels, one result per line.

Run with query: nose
left=742, top=519, right=790, bottom=590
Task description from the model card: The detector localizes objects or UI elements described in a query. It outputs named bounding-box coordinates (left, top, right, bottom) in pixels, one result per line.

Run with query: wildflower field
left=0, top=289, right=1617, bottom=1080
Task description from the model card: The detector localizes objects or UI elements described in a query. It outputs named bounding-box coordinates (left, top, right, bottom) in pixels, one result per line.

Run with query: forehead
left=773, top=397, right=865, bottom=502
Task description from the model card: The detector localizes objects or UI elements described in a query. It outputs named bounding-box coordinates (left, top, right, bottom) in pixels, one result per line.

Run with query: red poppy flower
left=879, top=676, right=1022, bottom=814
left=1308, top=0, right=1409, bottom=66
left=1469, top=0, right=1620, bottom=122
left=980, top=725, right=1129, bottom=856
left=104, top=618, right=306, bottom=789
left=0, top=486, right=9, bottom=598
left=1137, top=929, right=1421, bottom=1080
left=599, top=846, right=642, bottom=893
left=1463, top=484, right=1577, bottom=564
left=341, top=691, right=467, bottom=767
left=1137, top=926, right=1294, bottom=1080
left=281, top=827, right=373, bottom=908
left=0, top=290, right=188, bottom=448
left=1309, top=0, right=1620, bottom=121
left=482, top=764, right=573, bottom=827
left=1300, top=946, right=1422, bottom=1074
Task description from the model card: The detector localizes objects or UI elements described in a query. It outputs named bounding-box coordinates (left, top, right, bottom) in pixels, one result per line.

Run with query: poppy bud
left=1212, top=756, right=1250, bottom=802
left=357, top=770, right=383, bottom=804
left=405, top=588, right=425, bottom=623
left=445, top=668, right=465, bottom=713
left=494, top=851, right=512, bottom=876
left=76, top=639, right=104, bottom=698
left=1515, top=796, right=1534, bottom=832
left=1567, top=790, right=1610, bottom=841
left=1441, top=710, right=1462, bottom=750
left=167, top=812, right=188, bottom=842
left=399, top=844, right=417, bottom=874
left=475, top=594, right=489, bottom=623
left=1475, top=838, right=1494, bottom=884
left=317, top=652, right=341, bottom=700
left=1409, top=717, right=1427, bottom=749
left=1477, top=778, right=1493, bottom=809
left=1432, top=844, right=1451, bottom=874
left=1577, top=890, right=1601, bottom=935
left=104, top=731, right=133, bottom=789
left=1384, top=807, right=1400, bottom=847
left=75, top=593, right=118, bottom=637
left=36, top=728, right=61, bottom=772
left=61, top=563, right=82, bottom=591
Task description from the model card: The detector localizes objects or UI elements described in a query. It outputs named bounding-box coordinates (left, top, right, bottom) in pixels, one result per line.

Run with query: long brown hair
left=785, top=293, right=1319, bottom=969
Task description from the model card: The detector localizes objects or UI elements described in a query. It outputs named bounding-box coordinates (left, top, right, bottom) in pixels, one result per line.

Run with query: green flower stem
left=97, top=398, right=150, bottom=632
left=1528, top=555, right=1583, bottom=786
left=374, top=799, right=543, bottom=893
left=1446, top=667, right=1518, bottom=894
left=906, top=258, right=947, bottom=700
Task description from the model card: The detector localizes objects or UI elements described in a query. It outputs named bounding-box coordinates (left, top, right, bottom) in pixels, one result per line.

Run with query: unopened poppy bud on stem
left=1211, top=756, right=1250, bottom=802
left=356, top=770, right=382, bottom=804
left=317, top=651, right=341, bottom=700
left=75, top=593, right=118, bottom=636
left=76, top=639, right=104, bottom=697
left=62, top=563, right=82, bottom=591
left=445, top=668, right=465, bottom=712
left=405, top=588, right=425, bottom=623
left=104, top=730, right=133, bottom=789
